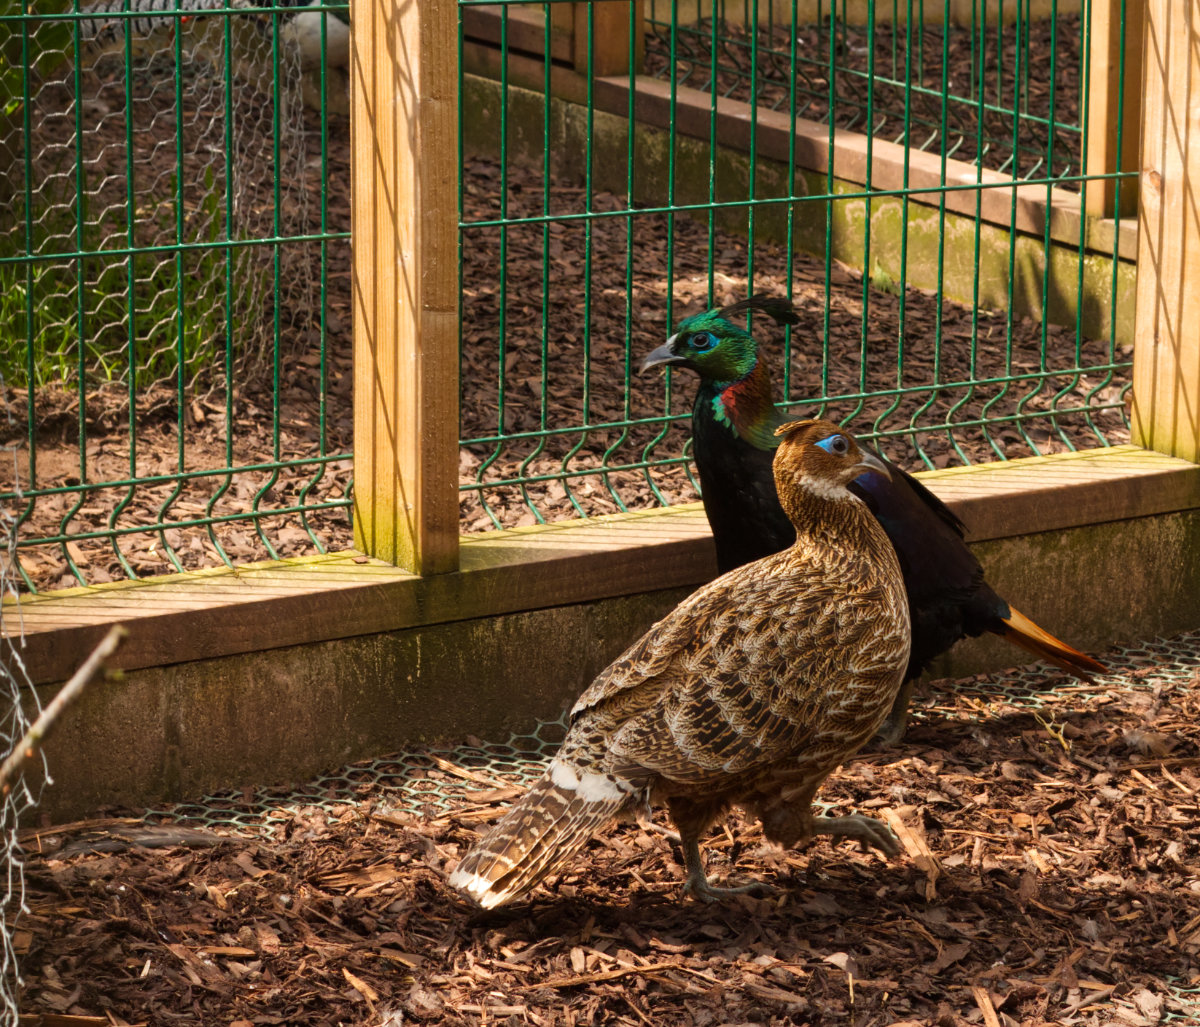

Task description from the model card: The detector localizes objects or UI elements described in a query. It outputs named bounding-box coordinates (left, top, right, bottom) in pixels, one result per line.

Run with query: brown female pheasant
left=449, top=419, right=911, bottom=906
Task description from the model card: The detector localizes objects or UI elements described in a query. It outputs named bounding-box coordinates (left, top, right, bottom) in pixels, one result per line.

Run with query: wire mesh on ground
left=0, top=499, right=45, bottom=1024
left=141, top=628, right=1199, bottom=836
left=0, top=0, right=353, bottom=591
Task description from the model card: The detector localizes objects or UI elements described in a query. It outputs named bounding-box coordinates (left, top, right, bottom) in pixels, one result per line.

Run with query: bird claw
left=682, top=873, right=770, bottom=904
left=872, top=711, right=907, bottom=747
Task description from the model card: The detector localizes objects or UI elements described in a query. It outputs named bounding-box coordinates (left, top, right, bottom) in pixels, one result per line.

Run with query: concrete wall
left=28, top=588, right=690, bottom=820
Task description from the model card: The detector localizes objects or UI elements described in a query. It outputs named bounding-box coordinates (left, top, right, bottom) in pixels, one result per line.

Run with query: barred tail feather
left=449, top=759, right=637, bottom=909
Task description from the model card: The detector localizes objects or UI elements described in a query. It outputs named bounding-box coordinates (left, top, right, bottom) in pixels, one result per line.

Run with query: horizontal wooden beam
left=461, top=3, right=574, bottom=64
left=5, top=447, right=1198, bottom=686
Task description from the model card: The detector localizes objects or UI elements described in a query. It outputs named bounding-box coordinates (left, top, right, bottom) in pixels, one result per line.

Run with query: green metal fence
left=458, top=0, right=1136, bottom=531
left=2, top=0, right=1137, bottom=589
left=644, top=2, right=1084, bottom=184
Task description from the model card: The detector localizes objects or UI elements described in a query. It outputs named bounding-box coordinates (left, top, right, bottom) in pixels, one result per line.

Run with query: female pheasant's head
left=772, top=419, right=890, bottom=513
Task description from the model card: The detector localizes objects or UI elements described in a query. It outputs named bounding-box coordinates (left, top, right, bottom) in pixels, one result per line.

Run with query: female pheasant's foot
left=813, top=813, right=900, bottom=858
left=680, top=839, right=770, bottom=903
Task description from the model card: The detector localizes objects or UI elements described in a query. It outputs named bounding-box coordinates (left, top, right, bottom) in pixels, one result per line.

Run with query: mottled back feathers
left=450, top=420, right=910, bottom=908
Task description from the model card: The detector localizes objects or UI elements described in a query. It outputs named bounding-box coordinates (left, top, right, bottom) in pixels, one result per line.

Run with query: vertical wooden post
left=572, top=2, right=646, bottom=77
left=1083, top=0, right=1143, bottom=218
left=1131, top=0, right=1200, bottom=463
left=350, top=0, right=460, bottom=574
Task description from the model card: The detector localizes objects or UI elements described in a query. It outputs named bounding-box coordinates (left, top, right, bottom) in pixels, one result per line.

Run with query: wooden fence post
left=572, top=2, right=645, bottom=76
left=350, top=0, right=460, bottom=574
left=1083, top=0, right=1143, bottom=218
left=1131, top=0, right=1200, bottom=463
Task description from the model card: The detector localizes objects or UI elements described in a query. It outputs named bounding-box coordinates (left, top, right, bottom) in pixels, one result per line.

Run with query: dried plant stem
left=0, top=625, right=127, bottom=794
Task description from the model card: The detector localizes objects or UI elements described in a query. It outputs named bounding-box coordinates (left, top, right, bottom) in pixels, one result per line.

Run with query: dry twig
left=0, top=625, right=126, bottom=795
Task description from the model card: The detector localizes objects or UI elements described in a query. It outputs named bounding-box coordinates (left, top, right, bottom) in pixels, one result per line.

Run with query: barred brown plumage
left=449, top=419, right=911, bottom=907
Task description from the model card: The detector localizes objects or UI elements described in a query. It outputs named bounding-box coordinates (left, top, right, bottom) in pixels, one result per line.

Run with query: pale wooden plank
left=1084, top=0, right=1143, bottom=218
left=6, top=450, right=1199, bottom=684
left=350, top=0, right=459, bottom=573
left=1132, top=0, right=1200, bottom=462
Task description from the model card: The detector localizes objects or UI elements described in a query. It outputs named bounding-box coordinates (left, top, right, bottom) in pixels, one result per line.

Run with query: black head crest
left=714, top=295, right=800, bottom=328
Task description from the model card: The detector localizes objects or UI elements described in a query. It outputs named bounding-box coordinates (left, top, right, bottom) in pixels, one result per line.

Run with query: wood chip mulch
left=16, top=634, right=1200, bottom=1025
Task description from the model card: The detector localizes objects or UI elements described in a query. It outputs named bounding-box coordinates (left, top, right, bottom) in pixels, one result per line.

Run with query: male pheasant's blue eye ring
left=816, top=434, right=851, bottom=456
left=691, top=332, right=718, bottom=352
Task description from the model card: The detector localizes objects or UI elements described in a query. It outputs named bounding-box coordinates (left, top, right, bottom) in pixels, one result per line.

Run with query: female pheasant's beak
left=853, top=450, right=891, bottom=481
left=640, top=337, right=686, bottom=373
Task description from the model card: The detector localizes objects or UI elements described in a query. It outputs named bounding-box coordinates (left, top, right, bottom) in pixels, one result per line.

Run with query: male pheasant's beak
left=853, top=449, right=891, bottom=481
left=640, top=336, right=686, bottom=373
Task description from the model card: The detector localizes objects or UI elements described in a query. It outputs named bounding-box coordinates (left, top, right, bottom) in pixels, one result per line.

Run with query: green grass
left=0, top=168, right=256, bottom=394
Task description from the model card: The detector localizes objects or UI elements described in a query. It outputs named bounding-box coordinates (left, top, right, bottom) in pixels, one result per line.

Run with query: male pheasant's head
left=640, top=309, right=759, bottom=385
left=640, top=295, right=799, bottom=386
left=772, top=419, right=890, bottom=506
left=641, top=296, right=800, bottom=449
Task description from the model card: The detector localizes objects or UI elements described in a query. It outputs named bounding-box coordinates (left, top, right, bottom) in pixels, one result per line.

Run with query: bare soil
left=16, top=634, right=1200, bottom=1025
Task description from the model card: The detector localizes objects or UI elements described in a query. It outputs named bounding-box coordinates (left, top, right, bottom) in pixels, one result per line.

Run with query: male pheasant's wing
left=850, top=451, right=1104, bottom=680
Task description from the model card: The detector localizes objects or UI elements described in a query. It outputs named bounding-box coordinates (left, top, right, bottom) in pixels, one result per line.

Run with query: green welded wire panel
left=5, top=0, right=1139, bottom=586
left=458, top=0, right=1134, bottom=530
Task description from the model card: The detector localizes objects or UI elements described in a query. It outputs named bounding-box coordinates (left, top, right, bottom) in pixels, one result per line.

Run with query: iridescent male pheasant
left=450, top=419, right=911, bottom=907
left=641, top=296, right=1105, bottom=741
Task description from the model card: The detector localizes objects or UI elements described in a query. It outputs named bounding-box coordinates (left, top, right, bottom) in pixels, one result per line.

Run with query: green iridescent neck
left=710, top=361, right=781, bottom=451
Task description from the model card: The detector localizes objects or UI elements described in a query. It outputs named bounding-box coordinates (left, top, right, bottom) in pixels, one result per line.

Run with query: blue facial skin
left=815, top=434, right=850, bottom=457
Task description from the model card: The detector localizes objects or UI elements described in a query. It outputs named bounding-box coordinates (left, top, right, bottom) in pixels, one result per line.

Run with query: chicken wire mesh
left=0, top=493, right=46, bottom=1025
left=1, top=0, right=352, bottom=592
left=2, top=0, right=312, bottom=403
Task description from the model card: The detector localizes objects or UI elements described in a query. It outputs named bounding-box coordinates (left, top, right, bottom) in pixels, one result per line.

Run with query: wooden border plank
left=350, top=0, right=459, bottom=573
left=1131, top=0, right=1200, bottom=462
left=571, top=2, right=645, bottom=77
left=461, top=3, right=573, bottom=63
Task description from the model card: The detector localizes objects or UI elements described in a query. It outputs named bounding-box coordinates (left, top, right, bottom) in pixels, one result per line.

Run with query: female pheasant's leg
left=680, top=837, right=768, bottom=903
left=812, top=813, right=900, bottom=857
